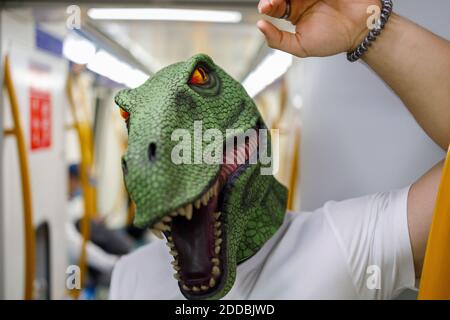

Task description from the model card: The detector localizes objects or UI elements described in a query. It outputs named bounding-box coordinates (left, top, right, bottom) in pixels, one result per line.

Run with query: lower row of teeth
left=169, top=211, right=222, bottom=293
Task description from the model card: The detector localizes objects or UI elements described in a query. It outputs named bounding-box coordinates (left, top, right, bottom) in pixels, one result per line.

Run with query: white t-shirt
left=109, top=187, right=416, bottom=300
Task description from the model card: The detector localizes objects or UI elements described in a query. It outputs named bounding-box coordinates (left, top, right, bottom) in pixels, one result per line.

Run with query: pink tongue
left=219, top=133, right=258, bottom=184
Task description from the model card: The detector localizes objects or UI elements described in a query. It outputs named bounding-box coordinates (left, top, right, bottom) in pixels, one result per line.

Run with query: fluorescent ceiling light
left=243, top=50, right=293, bottom=98
left=63, top=33, right=149, bottom=88
left=87, top=49, right=149, bottom=88
left=63, top=34, right=96, bottom=65
left=122, top=68, right=149, bottom=88
left=87, top=8, right=242, bottom=23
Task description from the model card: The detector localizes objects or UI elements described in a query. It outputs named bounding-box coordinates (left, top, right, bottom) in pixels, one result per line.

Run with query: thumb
left=257, top=20, right=306, bottom=57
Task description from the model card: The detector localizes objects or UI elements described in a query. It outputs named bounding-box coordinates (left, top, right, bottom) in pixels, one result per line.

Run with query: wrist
left=351, top=26, right=371, bottom=53
left=347, top=0, right=394, bottom=62
left=362, top=12, right=402, bottom=63
left=348, top=0, right=384, bottom=52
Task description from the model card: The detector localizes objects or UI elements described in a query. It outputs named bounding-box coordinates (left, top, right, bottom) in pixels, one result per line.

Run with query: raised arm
left=361, top=13, right=450, bottom=149
left=257, top=0, right=450, bottom=276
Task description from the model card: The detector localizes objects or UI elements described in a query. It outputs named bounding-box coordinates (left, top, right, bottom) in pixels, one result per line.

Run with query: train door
left=0, top=9, right=68, bottom=299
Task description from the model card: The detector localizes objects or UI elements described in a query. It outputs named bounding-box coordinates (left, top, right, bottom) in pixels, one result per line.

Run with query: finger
left=258, top=0, right=287, bottom=19
left=257, top=0, right=272, bottom=14
left=257, top=20, right=307, bottom=57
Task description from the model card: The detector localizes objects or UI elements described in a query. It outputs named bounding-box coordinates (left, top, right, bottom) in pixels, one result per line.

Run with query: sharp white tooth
left=214, top=212, right=221, bottom=220
left=166, top=242, right=175, bottom=248
left=215, top=230, right=222, bottom=237
left=170, top=211, right=178, bottom=217
left=215, top=246, right=221, bottom=255
left=178, top=207, right=186, bottom=216
left=170, top=250, right=178, bottom=257
left=162, top=216, right=172, bottom=222
left=201, top=193, right=209, bottom=205
left=201, top=285, right=209, bottom=291
left=154, top=222, right=169, bottom=231
left=212, top=266, right=220, bottom=277
left=174, top=273, right=181, bottom=280
left=182, top=285, right=190, bottom=291
left=209, top=278, right=216, bottom=287
left=211, top=258, right=220, bottom=266
left=194, top=199, right=201, bottom=209
left=173, top=265, right=181, bottom=271
left=185, top=204, right=193, bottom=220
left=192, top=286, right=200, bottom=292
left=150, top=229, right=163, bottom=239
left=215, top=222, right=221, bottom=229
left=213, top=182, right=219, bottom=196
left=215, top=238, right=222, bottom=246
left=171, top=260, right=178, bottom=266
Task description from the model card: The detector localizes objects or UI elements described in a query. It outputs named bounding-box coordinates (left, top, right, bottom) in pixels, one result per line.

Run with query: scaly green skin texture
left=114, top=54, right=287, bottom=300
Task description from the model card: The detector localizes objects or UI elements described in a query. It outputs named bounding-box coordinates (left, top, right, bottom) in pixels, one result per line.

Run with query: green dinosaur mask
left=114, top=54, right=287, bottom=300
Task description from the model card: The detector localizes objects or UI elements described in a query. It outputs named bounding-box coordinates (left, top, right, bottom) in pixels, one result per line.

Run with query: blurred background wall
left=289, top=0, right=450, bottom=211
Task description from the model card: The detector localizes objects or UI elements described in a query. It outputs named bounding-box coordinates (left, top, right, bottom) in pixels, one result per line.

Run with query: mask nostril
left=122, top=157, right=128, bottom=175
left=148, top=142, right=157, bottom=162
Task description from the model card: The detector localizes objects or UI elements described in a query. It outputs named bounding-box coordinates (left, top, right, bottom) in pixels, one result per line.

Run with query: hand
left=257, top=0, right=380, bottom=57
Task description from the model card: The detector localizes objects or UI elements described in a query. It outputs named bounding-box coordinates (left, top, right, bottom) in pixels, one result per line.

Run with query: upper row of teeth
left=150, top=181, right=220, bottom=239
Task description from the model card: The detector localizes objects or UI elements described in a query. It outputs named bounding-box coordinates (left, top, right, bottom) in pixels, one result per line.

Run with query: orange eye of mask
left=189, top=66, right=209, bottom=85
left=119, top=107, right=129, bottom=121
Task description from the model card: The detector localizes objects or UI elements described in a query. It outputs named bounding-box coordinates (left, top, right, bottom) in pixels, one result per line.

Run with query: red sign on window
left=29, top=87, right=52, bottom=150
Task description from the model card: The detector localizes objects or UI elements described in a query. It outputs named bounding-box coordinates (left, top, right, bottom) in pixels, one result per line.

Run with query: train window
left=35, top=222, right=51, bottom=300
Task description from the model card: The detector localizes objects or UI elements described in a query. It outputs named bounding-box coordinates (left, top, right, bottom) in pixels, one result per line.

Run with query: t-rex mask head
left=114, top=54, right=287, bottom=300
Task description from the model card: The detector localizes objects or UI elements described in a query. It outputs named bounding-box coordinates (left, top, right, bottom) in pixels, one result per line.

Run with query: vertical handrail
left=287, top=128, right=300, bottom=210
left=418, top=146, right=450, bottom=299
left=3, top=55, right=36, bottom=300
left=65, top=73, right=94, bottom=298
left=77, top=76, right=97, bottom=219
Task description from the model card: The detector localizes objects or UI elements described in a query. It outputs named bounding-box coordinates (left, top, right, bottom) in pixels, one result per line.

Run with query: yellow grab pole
left=65, top=73, right=95, bottom=298
left=287, top=128, right=300, bottom=211
left=77, top=76, right=97, bottom=219
left=3, top=55, right=36, bottom=300
left=418, top=146, right=450, bottom=299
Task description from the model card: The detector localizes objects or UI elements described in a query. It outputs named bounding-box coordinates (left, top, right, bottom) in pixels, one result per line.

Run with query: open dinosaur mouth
left=149, top=126, right=260, bottom=297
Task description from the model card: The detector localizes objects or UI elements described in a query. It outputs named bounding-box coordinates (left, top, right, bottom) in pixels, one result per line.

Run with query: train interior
left=0, top=0, right=449, bottom=300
